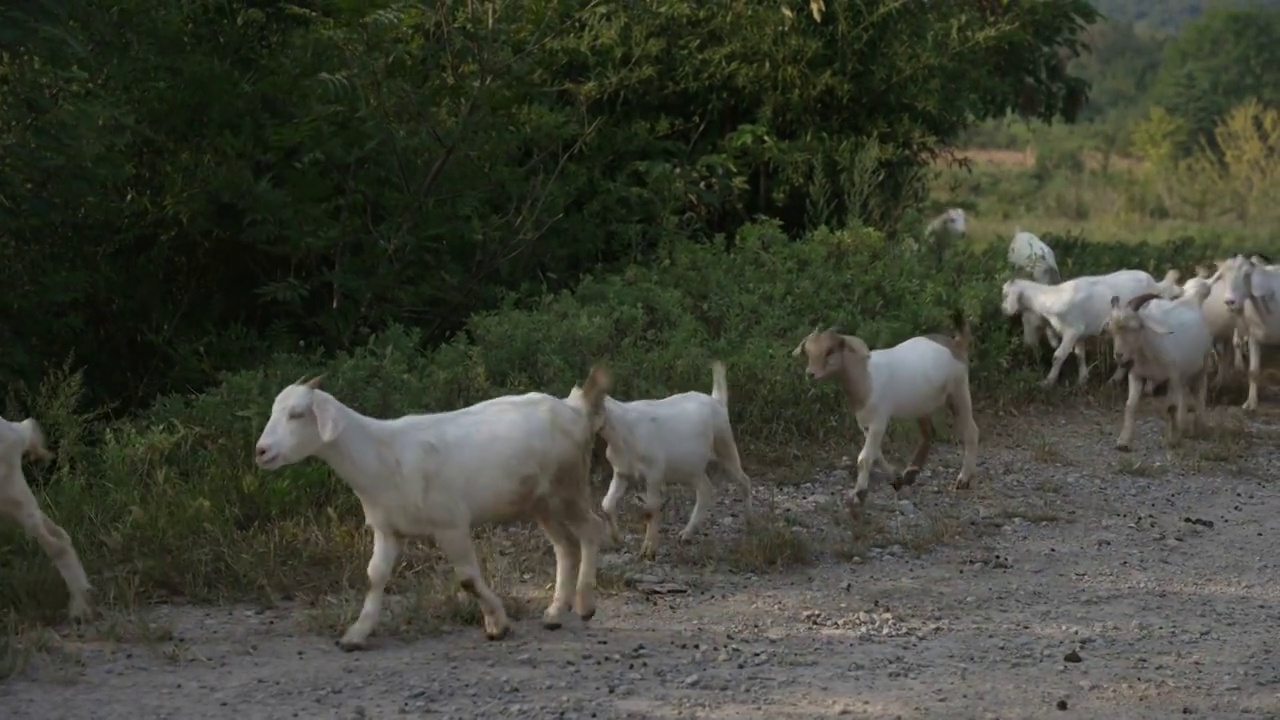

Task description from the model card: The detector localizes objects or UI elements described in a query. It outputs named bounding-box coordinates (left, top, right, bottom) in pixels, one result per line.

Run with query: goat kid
left=792, top=311, right=979, bottom=507
left=0, top=415, right=92, bottom=622
left=588, top=361, right=753, bottom=560
left=1105, top=289, right=1213, bottom=451
left=254, top=370, right=611, bottom=649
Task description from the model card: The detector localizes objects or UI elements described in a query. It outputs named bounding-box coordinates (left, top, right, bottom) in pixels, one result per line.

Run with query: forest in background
left=1, top=0, right=1278, bottom=626
left=945, top=2, right=1280, bottom=247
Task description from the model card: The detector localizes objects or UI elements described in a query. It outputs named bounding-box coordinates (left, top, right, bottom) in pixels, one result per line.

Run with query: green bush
left=0, top=221, right=1234, bottom=620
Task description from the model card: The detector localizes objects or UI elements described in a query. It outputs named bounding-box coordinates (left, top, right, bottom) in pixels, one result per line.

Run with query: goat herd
left=2, top=217, right=1278, bottom=655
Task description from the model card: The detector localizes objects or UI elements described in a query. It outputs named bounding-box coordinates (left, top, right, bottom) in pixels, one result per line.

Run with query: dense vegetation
left=1, top=0, right=1277, bottom=633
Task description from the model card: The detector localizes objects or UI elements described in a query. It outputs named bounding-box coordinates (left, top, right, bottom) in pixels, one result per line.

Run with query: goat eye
left=287, top=410, right=305, bottom=420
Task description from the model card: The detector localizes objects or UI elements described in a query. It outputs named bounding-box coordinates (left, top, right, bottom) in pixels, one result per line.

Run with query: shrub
left=0, top=221, right=1234, bottom=620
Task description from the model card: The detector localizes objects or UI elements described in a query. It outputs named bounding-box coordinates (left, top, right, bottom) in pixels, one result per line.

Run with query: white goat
left=1000, top=269, right=1179, bottom=387
left=0, top=415, right=92, bottom=622
left=1220, top=254, right=1280, bottom=410
left=1104, top=289, right=1214, bottom=450
left=925, top=208, right=967, bottom=239
left=589, top=361, right=752, bottom=559
left=792, top=310, right=979, bottom=506
left=254, top=370, right=611, bottom=649
left=1179, top=265, right=1247, bottom=386
left=1007, top=229, right=1062, bottom=350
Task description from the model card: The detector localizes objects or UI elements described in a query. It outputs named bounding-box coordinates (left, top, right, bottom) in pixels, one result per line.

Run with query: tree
left=1149, top=6, right=1280, bottom=157
left=0, top=0, right=1102, bottom=411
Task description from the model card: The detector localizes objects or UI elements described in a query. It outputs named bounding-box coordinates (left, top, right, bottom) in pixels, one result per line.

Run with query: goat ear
left=791, top=340, right=806, bottom=357
left=1110, top=295, right=1121, bottom=309
left=312, top=393, right=346, bottom=443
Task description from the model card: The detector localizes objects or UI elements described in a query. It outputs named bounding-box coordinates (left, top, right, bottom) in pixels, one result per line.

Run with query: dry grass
left=937, top=146, right=1148, bottom=172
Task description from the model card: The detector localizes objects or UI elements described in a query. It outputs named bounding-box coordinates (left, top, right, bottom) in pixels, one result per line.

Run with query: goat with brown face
left=792, top=310, right=980, bottom=508
left=1103, top=286, right=1213, bottom=451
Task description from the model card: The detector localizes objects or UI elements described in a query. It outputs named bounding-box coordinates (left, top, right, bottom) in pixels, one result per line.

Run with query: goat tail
left=951, top=308, right=972, bottom=355
left=578, top=365, right=613, bottom=423
left=710, top=360, right=729, bottom=408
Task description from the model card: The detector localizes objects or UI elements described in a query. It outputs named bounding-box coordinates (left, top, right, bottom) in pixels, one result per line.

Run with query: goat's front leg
left=535, top=517, right=578, bottom=629
left=339, top=526, right=402, bottom=650
left=435, top=527, right=510, bottom=641
left=599, top=470, right=628, bottom=547
left=894, top=417, right=932, bottom=490
left=1244, top=334, right=1263, bottom=411
left=638, top=470, right=664, bottom=560
left=852, top=422, right=888, bottom=506
left=1115, top=372, right=1144, bottom=451
left=678, top=473, right=715, bottom=543
left=1043, top=331, right=1080, bottom=386
left=18, top=509, right=92, bottom=622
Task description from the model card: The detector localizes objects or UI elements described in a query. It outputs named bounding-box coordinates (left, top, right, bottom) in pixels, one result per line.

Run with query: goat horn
left=304, top=374, right=326, bottom=389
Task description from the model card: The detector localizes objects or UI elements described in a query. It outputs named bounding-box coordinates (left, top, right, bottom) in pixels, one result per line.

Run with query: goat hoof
left=579, top=608, right=596, bottom=622
left=1115, top=442, right=1132, bottom=452
left=951, top=477, right=971, bottom=491
left=895, top=467, right=921, bottom=489
left=854, top=488, right=869, bottom=505
left=542, top=618, right=563, bottom=631
left=336, top=636, right=368, bottom=652
left=486, top=625, right=512, bottom=641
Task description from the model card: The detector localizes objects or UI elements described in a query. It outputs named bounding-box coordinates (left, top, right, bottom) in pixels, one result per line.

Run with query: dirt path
left=3, top=406, right=1278, bottom=719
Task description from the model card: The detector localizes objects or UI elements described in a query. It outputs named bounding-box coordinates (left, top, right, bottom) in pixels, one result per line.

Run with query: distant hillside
left=1092, top=0, right=1280, bottom=33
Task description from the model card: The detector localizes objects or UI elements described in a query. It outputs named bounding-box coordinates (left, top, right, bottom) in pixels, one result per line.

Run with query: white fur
left=590, top=361, right=752, bottom=559
left=925, top=208, right=967, bottom=238
left=1000, top=269, right=1178, bottom=387
left=1105, top=287, right=1214, bottom=450
left=1007, top=229, right=1062, bottom=350
left=793, top=327, right=979, bottom=505
left=0, top=415, right=92, bottom=621
left=1219, top=254, right=1280, bottom=410
left=254, top=371, right=611, bottom=649
left=1180, top=266, right=1247, bottom=386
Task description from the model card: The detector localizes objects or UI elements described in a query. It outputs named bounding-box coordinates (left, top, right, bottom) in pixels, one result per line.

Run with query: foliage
left=0, top=0, right=1100, bottom=413
left=1148, top=6, right=1280, bottom=158
left=0, top=221, right=1238, bottom=621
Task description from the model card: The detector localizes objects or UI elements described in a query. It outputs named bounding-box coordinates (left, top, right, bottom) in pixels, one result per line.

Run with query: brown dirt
left=2, top=402, right=1278, bottom=719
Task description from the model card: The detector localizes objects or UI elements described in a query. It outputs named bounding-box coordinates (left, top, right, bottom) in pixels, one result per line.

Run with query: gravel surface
left=3, top=405, right=1278, bottom=719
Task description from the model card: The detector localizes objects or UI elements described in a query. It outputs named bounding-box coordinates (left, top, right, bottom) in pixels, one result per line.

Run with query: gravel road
left=3, top=405, right=1278, bottom=719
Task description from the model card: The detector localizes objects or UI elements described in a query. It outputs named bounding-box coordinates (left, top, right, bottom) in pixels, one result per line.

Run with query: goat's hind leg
left=564, top=503, right=605, bottom=623
left=435, top=527, right=510, bottom=641
left=536, top=515, right=582, bottom=629
left=637, top=468, right=664, bottom=560
left=17, top=507, right=92, bottom=622
left=950, top=384, right=980, bottom=490
left=894, top=417, right=932, bottom=491
left=678, top=473, right=714, bottom=543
